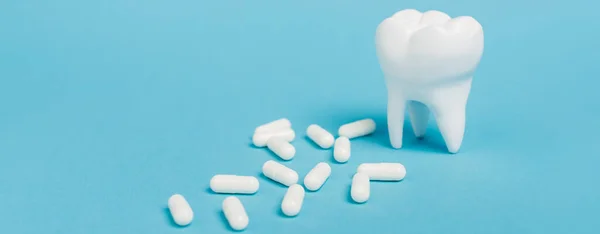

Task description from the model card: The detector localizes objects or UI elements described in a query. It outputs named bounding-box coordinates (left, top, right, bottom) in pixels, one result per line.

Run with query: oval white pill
left=281, top=184, right=305, bottom=216
left=338, top=118, right=376, bottom=139
left=252, top=128, right=295, bottom=147
left=306, top=124, right=334, bottom=149
left=351, top=173, right=370, bottom=203
left=255, top=118, right=291, bottom=133
left=222, top=196, right=249, bottom=231
left=303, top=162, right=331, bottom=191
left=357, top=163, right=406, bottom=181
left=262, top=160, right=298, bottom=186
left=333, top=137, right=351, bottom=163
left=210, top=175, right=259, bottom=194
left=267, top=137, right=296, bottom=160
left=167, top=194, right=193, bottom=226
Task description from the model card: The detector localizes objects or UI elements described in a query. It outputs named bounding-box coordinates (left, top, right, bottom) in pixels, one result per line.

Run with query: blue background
left=1, top=0, right=599, bottom=233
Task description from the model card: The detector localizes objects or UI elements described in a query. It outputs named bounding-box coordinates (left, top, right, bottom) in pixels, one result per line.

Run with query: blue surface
left=1, top=0, right=599, bottom=233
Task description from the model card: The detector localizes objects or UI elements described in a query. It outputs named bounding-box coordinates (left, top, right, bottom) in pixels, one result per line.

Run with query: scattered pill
left=357, top=163, right=406, bottom=181
left=210, top=175, right=259, bottom=194
left=281, top=184, right=305, bottom=216
left=351, top=173, right=370, bottom=203
left=262, top=160, right=299, bottom=186
left=267, top=137, right=296, bottom=160
left=303, top=162, right=331, bottom=191
left=252, top=128, right=295, bottom=147
left=222, top=196, right=249, bottom=231
left=338, top=118, right=376, bottom=139
left=306, top=124, right=334, bottom=149
left=168, top=194, right=194, bottom=226
left=333, top=137, right=351, bottom=163
left=255, top=118, right=291, bottom=133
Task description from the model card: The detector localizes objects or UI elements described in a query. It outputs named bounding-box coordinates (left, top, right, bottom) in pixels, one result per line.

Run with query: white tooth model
left=375, top=9, right=484, bottom=153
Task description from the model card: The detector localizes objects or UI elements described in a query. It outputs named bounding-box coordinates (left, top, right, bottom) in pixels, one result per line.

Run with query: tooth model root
left=407, top=101, right=429, bottom=138
left=387, top=97, right=467, bottom=153
left=428, top=101, right=466, bottom=154
left=429, top=79, right=471, bottom=153
left=433, top=106, right=465, bottom=154
left=386, top=79, right=472, bottom=153
left=387, top=92, right=406, bottom=149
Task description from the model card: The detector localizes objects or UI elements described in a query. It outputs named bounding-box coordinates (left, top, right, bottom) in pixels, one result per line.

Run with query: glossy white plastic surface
left=167, top=194, right=194, bottom=226
left=357, top=163, right=406, bottom=181
left=267, top=137, right=296, bottom=160
left=338, top=118, right=376, bottom=139
left=333, top=137, right=351, bottom=163
left=222, top=196, right=249, bottom=231
left=306, top=124, right=334, bottom=149
left=375, top=9, right=484, bottom=153
left=255, top=118, right=291, bottom=133
left=252, top=128, right=295, bottom=147
left=281, top=184, right=305, bottom=216
left=262, top=160, right=298, bottom=186
left=351, top=173, right=370, bottom=203
left=210, top=175, right=259, bottom=194
left=303, top=162, right=331, bottom=191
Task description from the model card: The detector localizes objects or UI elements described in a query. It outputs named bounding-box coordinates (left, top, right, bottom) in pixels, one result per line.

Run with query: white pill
left=210, top=175, right=259, bottom=194
left=357, top=163, right=406, bottom=181
left=333, top=137, right=351, bottom=163
left=262, top=160, right=298, bottom=186
left=252, top=128, right=295, bottom=147
left=351, top=173, right=370, bottom=203
left=303, top=162, right=331, bottom=191
left=281, top=184, right=305, bottom=216
left=306, top=124, right=334, bottom=149
left=167, top=194, right=193, bottom=226
left=222, top=196, right=249, bottom=231
left=267, top=137, right=296, bottom=160
left=255, top=118, right=291, bottom=133
left=338, top=118, right=376, bottom=139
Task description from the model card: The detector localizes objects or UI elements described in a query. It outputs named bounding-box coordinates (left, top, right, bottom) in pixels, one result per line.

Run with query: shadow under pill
left=218, top=210, right=238, bottom=232
left=276, top=206, right=291, bottom=218
left=331, top=155, right=350, bottom=165
left=372, top=180, right=404, bottom=184
left=205, top=187, right=217, bottom=195
left=258, top=172, right=288, bottom=188
left=304, top=135, right=324, bottom=149
left=248, top=142, right=261, bottom=149
left=163, top=207, right=185, bottom=228
left=276, top=202, right=296, bottom=218
left=205, top=187, right=257, bottom=196
left=265, top=147, right=286, bottom=161
left=345, top=184, right=359, bottom=204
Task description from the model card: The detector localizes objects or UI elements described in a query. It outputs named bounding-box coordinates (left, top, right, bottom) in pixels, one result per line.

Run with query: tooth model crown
left=375, top=9, right=484, bottom=153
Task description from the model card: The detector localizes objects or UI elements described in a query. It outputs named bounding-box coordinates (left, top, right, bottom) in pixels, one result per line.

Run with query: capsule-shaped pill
left=333, top=137, right=351, bottom=163
left=255, top=118, right=291, bottom=133
left=167, top=194, right=194, bottom=226
left=357, top=163, right=406, bottom=181
left=338, top=118, right=376, bottom=139
left=306, top=124, right=334, bottom=149
left=267, top=137, right=296, bottom=160
left=262, top=160, right=299, bottom=186
left=281, top=184, right=305, bottom=216
left=303, top=162, right=331, bottom=191
left=210, top=175, right=259, bottom=194
left=252, top=128, right=295, bottom=147
left=351, top=173, right=370, bottom=203
left=222, top=196, right=249, bottom=231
